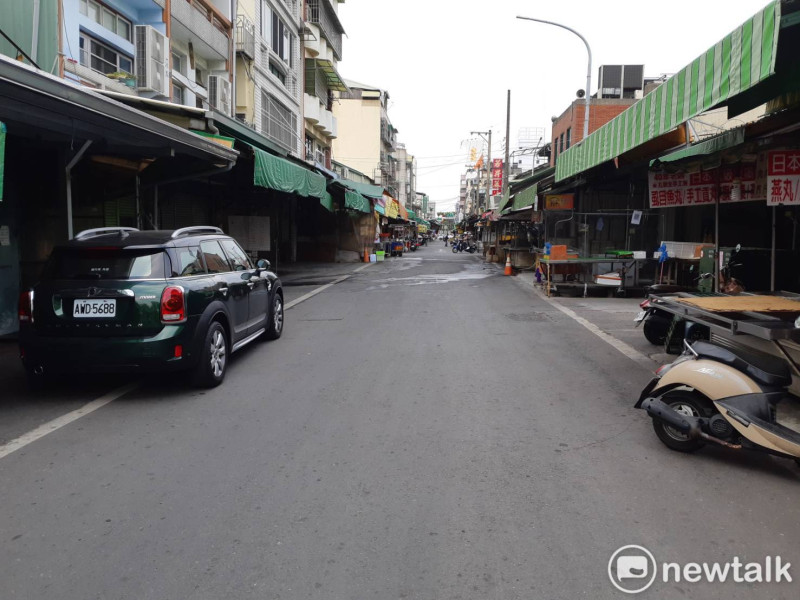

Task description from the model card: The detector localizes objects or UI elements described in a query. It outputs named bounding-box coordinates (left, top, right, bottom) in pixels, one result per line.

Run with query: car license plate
left=634, top=310, right=647, bottom=323
left=73, top=299, right=116, bottom=318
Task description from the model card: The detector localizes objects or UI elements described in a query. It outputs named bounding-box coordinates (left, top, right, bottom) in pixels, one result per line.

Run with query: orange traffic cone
left=504, top=253, right=512, bottom=276
left=363, top=248, right=369, bottom=263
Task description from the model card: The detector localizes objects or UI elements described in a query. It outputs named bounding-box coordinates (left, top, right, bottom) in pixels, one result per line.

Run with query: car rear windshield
left=43, top=248, right=168, bottom=280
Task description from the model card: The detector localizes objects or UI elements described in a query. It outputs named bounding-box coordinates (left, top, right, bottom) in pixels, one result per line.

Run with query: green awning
left=556, top=1, right=781, bottom=182
left=407, top=209, right=417, bottom=220
left=335, top=178, right=384, bottom=199
left=650, top=127, right=746, bottom=166
left=253, top=146, right=327, bottom=200
left=315, top=59, right=350, bottom=93
left=320, top=191, right=334, bottom=212
left=511, top=183, right=538, bottom=211
left=344, top=190, right=371, bottom=213
left=0, top=121, right=5, bottom=201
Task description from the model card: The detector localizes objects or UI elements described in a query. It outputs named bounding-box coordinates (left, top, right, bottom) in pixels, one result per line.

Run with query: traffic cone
left=363, top=248, right=369, bottom=263
left=504, top=253, right=512, bottom=276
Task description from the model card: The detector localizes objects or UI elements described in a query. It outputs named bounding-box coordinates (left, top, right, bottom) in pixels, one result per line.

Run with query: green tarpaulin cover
left=344, top=190, right=371, bottom=213
left=320, top=191, right=334, bottom=212
left=0, top=121, right=5, bottom=201
left=336, top=179, right=384, bottom=199
left=253, top=146, right=326, bottom=200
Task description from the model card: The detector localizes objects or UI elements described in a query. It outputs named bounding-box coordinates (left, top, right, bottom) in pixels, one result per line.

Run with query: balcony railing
left=305, top=0, right=343, bottom=61
left=236, top=15, right=255, bottom=59
left=184, top=0, right=231, bottom=34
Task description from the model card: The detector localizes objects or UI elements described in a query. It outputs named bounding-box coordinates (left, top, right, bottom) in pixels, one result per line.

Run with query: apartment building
left=332, top=79, right=399, bottom=196
left=302, top=0, right=347, bottom=169
left=235, top=0, right=304, bottom=156
left=393, top=143, right=416, bottom=209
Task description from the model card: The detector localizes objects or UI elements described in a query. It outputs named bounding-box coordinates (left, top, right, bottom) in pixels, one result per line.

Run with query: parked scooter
left=635, top=278, right=713, bottom=346
left=451, top=239, right=465, bottom=253
left=635, top=340, right=800, bottom=463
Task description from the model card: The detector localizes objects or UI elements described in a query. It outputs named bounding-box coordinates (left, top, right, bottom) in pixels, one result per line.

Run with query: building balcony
left=64, top=58, right=137, bottom=95
left=170, top=0, right=231, bottom=62
left=305, top=0, right=344, bottom=61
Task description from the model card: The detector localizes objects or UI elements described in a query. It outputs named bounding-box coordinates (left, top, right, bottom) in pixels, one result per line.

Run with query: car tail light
left=639, top=299, right=650, bottom=309
left=18, top=290, right=34, bottom=323
left=160, top=286, right=186, bottom=324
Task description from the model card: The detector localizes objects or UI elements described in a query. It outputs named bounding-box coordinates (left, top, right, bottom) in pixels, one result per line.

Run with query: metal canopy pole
left=772, top=206, right=777, bottom=291
left=66, top=140, right=92, bottom=240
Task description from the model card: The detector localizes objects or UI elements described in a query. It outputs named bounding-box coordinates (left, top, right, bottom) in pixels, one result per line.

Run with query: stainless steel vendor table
left=543, top=257, right=647, bottom=297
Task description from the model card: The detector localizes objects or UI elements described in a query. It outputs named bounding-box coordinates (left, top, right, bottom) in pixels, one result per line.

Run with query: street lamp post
left=516, top=16, right=592, bottom=141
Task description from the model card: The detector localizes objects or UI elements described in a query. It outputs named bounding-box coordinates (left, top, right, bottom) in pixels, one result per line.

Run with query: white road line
left=531, top=285, right=655, bottom=369
left=0, top=381, right=139, bottom=460
left=285, top=264, right=370, bottom=310
left=1, top=264, right=368, bottom=461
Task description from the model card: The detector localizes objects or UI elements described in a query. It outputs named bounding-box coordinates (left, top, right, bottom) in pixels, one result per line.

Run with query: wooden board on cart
left=674, top=295, right=800, bottom=313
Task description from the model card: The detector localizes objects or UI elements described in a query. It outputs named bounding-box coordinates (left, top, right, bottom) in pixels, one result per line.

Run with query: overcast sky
left=336, top=0, right=772, bottom=212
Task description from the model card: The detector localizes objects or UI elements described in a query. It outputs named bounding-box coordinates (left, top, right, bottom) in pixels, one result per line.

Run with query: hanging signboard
left=648, top=171, right=718, bottom=207
left=650, top=160, right=765, bottom=208
left=544, top=194, right=574, bottom=210
left=767, top=150, right=800, bottom=205
left=491, top=158, right=503, bottom=196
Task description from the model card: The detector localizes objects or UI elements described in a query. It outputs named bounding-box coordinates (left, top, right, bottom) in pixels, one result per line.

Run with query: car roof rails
left=171, top=226, right=225, bottom=239
left=74, top=227, right=140, bottom=240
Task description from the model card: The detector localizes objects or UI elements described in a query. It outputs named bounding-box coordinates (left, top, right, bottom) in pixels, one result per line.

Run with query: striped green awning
left=511, top=183, right=538, bottom=211
left=556, top=0, right=780, bottom=182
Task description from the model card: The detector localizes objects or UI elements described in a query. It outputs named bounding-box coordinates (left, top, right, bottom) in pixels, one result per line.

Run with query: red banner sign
left=649, top=161, right=763, bottom=208
left=491, top=159, right=503, bottom=195
left=767, top=150, right=800, bottom=205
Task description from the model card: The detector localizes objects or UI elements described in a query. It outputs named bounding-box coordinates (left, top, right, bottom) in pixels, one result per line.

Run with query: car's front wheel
left=193, top=321, right=228, bottom=387
left=264, top=293, right=284, bottom=340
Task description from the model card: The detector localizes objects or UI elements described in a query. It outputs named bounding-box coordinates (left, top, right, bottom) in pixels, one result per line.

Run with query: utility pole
left=504, top=90, right=511, bottom=206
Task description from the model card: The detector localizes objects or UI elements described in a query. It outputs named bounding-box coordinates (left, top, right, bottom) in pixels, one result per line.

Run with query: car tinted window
left=43, top=248, right=167, bottom=280
left=200, top=240, right=231, bottom=274
left=220, top=239, right=252, bottom=271
left=174, top=246, right=206, bottom=277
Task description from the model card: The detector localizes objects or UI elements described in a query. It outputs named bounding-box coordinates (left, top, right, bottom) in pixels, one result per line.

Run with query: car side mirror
left=257, top=259, right=270, bottom=270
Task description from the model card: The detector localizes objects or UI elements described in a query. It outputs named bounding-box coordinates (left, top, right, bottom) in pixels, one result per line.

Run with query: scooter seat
left=691, top=341, right=792, bottom=388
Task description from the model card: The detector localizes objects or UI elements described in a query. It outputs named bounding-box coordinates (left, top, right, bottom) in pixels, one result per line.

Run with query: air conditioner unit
left=208, top=75, right=232, bottom=115
left=135, top=25, right=168, bottom=96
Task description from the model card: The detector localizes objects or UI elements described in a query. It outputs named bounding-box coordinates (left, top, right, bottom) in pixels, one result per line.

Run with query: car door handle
left=219, top=287, right=229, bottom=296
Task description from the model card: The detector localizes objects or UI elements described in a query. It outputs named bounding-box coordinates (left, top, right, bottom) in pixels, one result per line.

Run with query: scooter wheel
left=642, top=318, right=670, bottom=346
left=652, top=392, right=711, bottom=453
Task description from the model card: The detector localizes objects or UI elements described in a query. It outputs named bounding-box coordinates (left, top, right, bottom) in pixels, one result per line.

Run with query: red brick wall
left=550, top=100, right=635, bottom=167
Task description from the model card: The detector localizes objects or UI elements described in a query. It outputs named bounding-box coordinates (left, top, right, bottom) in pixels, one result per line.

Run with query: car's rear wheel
left=193, top=321, right=228, bottom=387
left=264, top=293, right=284, bottom=340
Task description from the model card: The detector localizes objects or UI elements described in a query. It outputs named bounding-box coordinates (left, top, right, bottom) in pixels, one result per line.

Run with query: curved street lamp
left=516, top=16, right=592, bottom=142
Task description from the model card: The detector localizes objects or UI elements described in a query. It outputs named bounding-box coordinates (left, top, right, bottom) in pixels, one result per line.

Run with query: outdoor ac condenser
left=208, top=76, right=231, bottom=115
left=135, top=25, right=169, bottom=96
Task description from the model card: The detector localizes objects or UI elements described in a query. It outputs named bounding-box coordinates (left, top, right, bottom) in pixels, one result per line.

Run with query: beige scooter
left=635, top=340, right=800, bottom=462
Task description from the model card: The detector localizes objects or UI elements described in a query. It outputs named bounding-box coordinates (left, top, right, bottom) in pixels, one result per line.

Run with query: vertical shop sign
left=491, top=158, right=503, bottom=196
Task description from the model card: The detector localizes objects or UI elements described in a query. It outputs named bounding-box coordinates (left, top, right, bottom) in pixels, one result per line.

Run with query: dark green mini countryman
left=19, top=226, right=283, bottom=388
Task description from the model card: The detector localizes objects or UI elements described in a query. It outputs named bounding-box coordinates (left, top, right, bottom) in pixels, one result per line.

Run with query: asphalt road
left=1, top=244, right=799, bottom=599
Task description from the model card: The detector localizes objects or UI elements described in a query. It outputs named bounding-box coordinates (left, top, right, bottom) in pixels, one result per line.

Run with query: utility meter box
left=698, top=247, right=716, bottom=293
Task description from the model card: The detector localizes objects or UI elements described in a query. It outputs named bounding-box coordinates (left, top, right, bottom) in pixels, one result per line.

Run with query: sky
left=336, top=0, right=773, bottom=212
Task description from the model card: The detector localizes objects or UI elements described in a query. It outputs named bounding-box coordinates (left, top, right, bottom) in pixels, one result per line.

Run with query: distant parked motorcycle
left=451, top=239, right=464, bottom=253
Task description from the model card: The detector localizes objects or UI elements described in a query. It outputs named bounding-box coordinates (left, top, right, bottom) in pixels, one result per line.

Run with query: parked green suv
left=19, top=226, right=283, bottom=388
